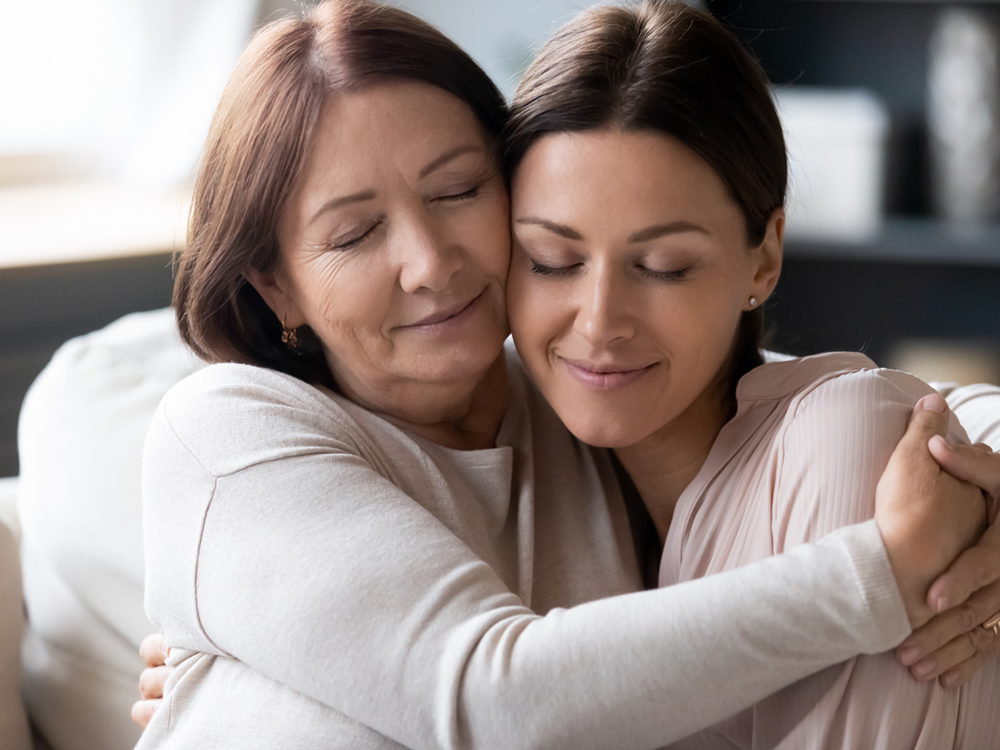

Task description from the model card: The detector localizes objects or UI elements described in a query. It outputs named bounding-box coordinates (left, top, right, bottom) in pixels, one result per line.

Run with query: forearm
left=188, top=490, right=906, bottom=750
left=449, top=522, right=907, bottom=750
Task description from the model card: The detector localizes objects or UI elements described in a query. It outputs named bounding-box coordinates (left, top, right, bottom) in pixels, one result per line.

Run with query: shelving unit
left=707, top=0, right=1000, bottom=367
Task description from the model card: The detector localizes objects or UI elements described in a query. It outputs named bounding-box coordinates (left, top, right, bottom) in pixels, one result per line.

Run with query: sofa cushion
left=0, top=517, right=31, bottom=750
left=17, top=308, right=204, bottom=750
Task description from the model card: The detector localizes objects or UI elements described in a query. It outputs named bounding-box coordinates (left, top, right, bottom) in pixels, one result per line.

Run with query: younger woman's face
left=507, top=129, right=782, bottom=448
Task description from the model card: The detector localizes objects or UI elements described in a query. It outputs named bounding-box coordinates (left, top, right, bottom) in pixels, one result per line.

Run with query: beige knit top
left=138, top=347, right=909, bottom=750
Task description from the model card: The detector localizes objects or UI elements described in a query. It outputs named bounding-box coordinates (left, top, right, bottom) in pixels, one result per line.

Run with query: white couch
left=2, top=309, right=204, bottom=750
left=1, top=308, right=998, bottom=750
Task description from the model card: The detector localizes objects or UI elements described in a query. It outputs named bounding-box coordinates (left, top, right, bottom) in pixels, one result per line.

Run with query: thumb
left=898, top=394, right=951, bottom=455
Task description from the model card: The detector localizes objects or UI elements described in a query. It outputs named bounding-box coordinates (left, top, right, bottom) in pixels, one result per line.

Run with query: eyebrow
left=515, top=218, right=710, bottom=243
left=514, top=218, right=583, bottom=240
left=627, top=221, right=710, bottom=243
left=418, top=144, right=484, bottom=178
left=308, top=190, right=377, bottom=228
left=307, top=145, right=484, bottom=228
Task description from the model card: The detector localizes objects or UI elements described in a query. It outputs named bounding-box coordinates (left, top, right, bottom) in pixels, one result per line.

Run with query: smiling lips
left=561, top=357, right=657, bottom=391
left=404, top=290, right=484, bottom=331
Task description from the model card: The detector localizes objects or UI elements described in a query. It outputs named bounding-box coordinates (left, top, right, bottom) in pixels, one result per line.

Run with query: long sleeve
left=938, top=382, right=1000, bottom=450
left=142, top=364, right=910, bottom=750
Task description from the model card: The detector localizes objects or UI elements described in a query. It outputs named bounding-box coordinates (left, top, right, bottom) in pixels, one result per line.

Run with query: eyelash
left=436, top=186, right=480, bottom=203
left=330, top=186, right=480, bottom=250
left=332, top=222, right=380, bottom=250
left=530, top=260, right=691, bottom=282
left=639, top=267, right=690, bottom=282
left=531, top=261, right=575, bottom=277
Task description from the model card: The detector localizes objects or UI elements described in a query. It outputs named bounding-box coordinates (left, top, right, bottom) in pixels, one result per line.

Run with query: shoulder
left=152, top=363, right=370, bottom=477
left=739, top=352, right=936, bottom=419
left=744, top=353, right=968, bottom=459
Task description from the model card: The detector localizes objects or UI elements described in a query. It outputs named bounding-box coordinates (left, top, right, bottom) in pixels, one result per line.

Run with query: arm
left=141, top=369, right=972, bottom=749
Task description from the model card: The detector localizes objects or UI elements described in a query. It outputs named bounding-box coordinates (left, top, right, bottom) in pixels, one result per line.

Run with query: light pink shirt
left=661, top=352, right=1000, bottom=749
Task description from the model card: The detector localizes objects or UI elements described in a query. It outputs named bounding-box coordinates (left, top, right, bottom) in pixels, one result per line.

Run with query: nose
left=573, top=262, right=635, bottom=348
left=396, top=211, right=463, bottom=294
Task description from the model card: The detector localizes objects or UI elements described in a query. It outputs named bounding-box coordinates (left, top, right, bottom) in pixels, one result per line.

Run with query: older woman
left=134, top=1, right=1000, bottom=748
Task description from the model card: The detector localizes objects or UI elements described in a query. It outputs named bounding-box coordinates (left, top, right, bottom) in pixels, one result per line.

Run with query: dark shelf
left=785, top=218, right=1000, bottom=266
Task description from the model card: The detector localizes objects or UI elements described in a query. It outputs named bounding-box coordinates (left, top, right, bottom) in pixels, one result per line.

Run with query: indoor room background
left=1, top=0, right=999, bottom=481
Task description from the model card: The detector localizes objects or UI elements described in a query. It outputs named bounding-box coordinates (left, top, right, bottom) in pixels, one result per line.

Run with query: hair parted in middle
left=173, top=0, right=509, bottom=386
left=505, top=0, right=788, bottom=384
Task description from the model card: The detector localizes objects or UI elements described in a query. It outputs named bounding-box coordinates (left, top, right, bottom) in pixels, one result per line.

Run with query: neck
left=614, top=373, right=735, bottom=548
left=338, top=353, right=510, bottom=451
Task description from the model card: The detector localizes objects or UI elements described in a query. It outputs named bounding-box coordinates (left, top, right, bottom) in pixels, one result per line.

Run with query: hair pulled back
left=174, top=0, right=508, bottom=384
left=505, top=0, right=787, bottom=381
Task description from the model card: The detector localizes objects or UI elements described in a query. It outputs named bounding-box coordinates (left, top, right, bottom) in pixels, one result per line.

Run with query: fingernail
left=898, top=645, right=921, bottom=666
left=929, top=435, right=953, bottom=452
left=913, top=659, right=936, bottom=679
left=941, top=670, right=961, bottom=688
left=920, top=394, right=947, bottom=413
left=934, top=594, right=949, bottom=613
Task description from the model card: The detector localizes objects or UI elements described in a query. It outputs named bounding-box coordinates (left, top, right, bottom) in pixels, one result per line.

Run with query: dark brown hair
left=505, top=0, right=786, bottom=383
left=174, top=0, right=508, bottom=384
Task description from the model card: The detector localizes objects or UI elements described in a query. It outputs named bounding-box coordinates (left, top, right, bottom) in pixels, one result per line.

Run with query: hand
left=875, top=394, right=987, bottom=630
left=896, top=438, right=1000, bottom=688
left=131, top=633, right=173, bottom=730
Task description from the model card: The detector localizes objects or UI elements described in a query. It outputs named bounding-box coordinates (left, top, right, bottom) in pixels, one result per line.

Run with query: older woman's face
left=507, top=130, right=782, bottom=448
left=262, top=81, right=510, bottom=411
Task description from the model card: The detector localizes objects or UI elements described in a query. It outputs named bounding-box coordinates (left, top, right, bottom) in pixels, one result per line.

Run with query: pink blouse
left=661, top=352, right=1000, bottom=749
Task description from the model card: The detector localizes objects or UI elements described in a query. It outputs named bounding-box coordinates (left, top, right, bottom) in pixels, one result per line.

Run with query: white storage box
left=776, top=87, right=889, bottom=242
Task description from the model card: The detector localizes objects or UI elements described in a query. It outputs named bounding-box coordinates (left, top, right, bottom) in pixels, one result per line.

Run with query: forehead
left=511, top=129, right=737, bottom=221
left=300, top=80, right=488, bottom=184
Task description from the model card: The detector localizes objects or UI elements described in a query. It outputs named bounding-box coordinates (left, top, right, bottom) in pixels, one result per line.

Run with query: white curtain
left=0, top=0, right=260, bottom=189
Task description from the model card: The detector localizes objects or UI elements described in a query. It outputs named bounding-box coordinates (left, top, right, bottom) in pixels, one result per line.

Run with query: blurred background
left=1, top=0, right=999, bottom=479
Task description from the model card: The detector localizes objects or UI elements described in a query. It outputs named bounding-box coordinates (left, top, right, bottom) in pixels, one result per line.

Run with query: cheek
left=507, top=258, right=572, bottom=369
left=471, top=195, right=513, bottom=280
left=294, top=252, right=395, bottom=341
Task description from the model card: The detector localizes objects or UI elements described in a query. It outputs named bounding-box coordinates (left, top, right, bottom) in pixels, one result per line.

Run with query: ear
left=244, top=267, right=307, bottom=329
left=746, top=208, right=784, bottom=309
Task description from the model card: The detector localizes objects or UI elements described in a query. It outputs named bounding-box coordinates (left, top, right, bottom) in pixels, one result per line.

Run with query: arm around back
left=142, top=363, right=912, bottom=750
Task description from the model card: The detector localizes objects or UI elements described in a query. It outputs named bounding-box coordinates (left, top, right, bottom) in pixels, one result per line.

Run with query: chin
left=560, top=411, right=645, bottom=449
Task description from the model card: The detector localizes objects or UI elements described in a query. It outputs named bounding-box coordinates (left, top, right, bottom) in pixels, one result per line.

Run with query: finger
left=139, top=633, right=170, bottom=668
left=928, top=437, right=1000, bottom=501
left=139, top=665, right=172, bottom=700
left=901, top=577, right=1000, bottom=662
left=927, top=524, right=1000, bottom=613
left=900, top=395, right=951, bottom=451
left=940, top=637, right=1000, bottom=689
left=131, top=699, right=162, bottom=730
left=921, top=624, right=1000, bottom=687
left=907, top=631, right=979, bottom=682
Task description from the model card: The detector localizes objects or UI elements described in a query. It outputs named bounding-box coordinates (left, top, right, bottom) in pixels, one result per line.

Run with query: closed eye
left=530, top=260, right=578, bottom=277
left=638, top=266, right=691, bottom=282
left=436, top=186, right=479, bottom=203
left=331, top=222, right=381, bottom=250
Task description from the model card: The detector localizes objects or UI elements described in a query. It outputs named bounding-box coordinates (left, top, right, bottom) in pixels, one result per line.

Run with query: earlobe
left=244, top=267, right=307, bottom=329
left=748, top=208, right=785, bottom=307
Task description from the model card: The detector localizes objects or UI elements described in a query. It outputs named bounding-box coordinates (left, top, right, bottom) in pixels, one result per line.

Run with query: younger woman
left=505, top=2, right=1000, bottom=746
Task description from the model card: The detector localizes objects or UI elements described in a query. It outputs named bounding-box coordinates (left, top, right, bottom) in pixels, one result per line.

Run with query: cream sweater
left=139, top=349, right=910, bottom=750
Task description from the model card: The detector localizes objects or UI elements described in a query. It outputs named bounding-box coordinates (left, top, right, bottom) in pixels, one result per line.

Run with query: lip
left=402, top=290, right=484, bottom=331
left=560, top=357, right=657, bottom=391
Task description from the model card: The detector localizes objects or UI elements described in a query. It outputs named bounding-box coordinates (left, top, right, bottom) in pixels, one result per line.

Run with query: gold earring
left=281, top=322, right=299, bottom=350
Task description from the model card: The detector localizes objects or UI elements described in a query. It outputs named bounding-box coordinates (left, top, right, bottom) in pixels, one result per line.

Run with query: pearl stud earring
left=748, top=296, right=758, bottom=308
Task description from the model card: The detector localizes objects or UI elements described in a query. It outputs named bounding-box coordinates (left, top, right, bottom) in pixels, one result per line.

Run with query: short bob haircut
left=174, top=0, right=508, bottom=385
left=504, top=0, right=787, bottom=386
